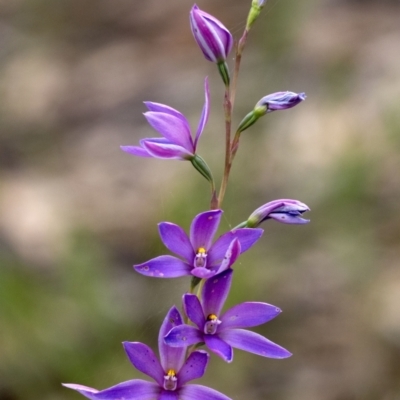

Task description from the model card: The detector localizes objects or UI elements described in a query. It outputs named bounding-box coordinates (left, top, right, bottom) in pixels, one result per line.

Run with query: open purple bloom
left=134, top=209, right=263, bottom=279
left=190, top=5, right=233, bottom=64
left=164, top=269, right=291, bottom=363
left=63, top=307, right=231, bottom=400
left=121, top=77, right=210, bottom=160
left=256, top=91, right=306, bottom=112
left=246, top=199, right=310, bottom=227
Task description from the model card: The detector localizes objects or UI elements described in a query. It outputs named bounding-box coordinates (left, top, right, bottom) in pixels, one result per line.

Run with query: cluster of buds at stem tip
left=190, top=4, right=233, bottom=86
left=236, top=199, right=310, bottom=228
left=246, top=0, right=267, bottom=31
left=237, top=91, right=306, bottom=134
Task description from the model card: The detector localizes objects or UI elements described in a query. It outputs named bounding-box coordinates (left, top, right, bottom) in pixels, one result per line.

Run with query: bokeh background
left=1, top=0, right=400, bottom=399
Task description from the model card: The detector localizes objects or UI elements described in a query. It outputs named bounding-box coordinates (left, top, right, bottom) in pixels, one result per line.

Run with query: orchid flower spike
left=164, top=269, right=291, bottom=363
left=190, top=5, right=233, bottom=86
left=134, top=209, right=263, bottom=280
left=237, top=91, right=306, bottom=133
left=63, top=307, right=231, bottom=400
left=234, top=199, right=310, bottom=228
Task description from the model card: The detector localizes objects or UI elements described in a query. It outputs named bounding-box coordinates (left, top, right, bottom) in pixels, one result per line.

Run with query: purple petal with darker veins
left=158, top=222, right=194, bottom=263
left=144, top=102, right=187, bottom=125
left=142, top=140, right=193, bottom=160
left=202, top=269, right=232, bottom=317
left=178, top=350, right=209, bottom=386
left=63, top=380, right=159, bottom=400
left=204, top=334, right=233, bottom=362
left=183, top=294, right=205, bottom=330
left=134, top=255, right=192, bottom=278
left=209, top=228, right=263, bottom=263
left=190, top=209, right=222, bottom=251
left=220, top=302, right=281, bottom=330
left=164, top=325, right=203, bottom=348
left=219, top=329, right=292, bottom=359
left=194, top=77, right=210, bottom=149
left=120, top=145, right=152, bottom=158
left=159, top=307, right=186, bottom=373
left=144, top=112, right=193, bottom=152
left=123, top=342, right=164, bottom=386
left=180, top=384, right=232, bottom=400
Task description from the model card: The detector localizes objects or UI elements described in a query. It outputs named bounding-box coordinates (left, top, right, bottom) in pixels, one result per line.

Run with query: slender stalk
left=217, top=29, right=250, bottom=208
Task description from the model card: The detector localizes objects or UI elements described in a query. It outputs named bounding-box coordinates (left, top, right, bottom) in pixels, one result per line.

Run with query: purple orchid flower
left=164, top=269, right=291, bottom=363
left=120, top=77, right=210, bottom=160
left=190, top=5, right=233, bottom=64
left=245, top=199, right=310, bottom=227
left=134, top=209, right=263, bottom=279
left=63, top=307, right=231, bottom=400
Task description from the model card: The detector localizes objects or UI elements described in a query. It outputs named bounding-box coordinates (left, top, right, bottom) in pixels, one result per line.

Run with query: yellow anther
left=197, top=247, right=206, bottom=254
left=167, top=369, right=176, bottom=378
left=207, top=314, right=218, bottom=321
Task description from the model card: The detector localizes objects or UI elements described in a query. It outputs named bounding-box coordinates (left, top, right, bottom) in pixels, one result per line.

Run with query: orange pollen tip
left=167, top=369, right=176, bottom=377
left=207, top=314, right=218, bottom=321
left=197, top=247, right=206, bottom=254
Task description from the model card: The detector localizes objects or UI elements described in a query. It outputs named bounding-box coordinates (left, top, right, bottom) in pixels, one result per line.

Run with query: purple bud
left=190, top=4, right=233, bottom=63
left=255, top=91, right=306, bottom=113
left=247, top=199, right=310, bottom=227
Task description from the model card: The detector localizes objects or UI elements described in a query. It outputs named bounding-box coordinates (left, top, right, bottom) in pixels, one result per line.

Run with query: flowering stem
left=217, top=86, right=232, bottom=208
left=217, top=29, right=249, bottom=208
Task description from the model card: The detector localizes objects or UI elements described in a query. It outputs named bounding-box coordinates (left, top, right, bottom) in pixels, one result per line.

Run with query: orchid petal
left=142, top=140, right=193, bottom=160
left=203, top=335, right=233, bottom=362
left=194, top=77, right=210, bottom=149
left=159, top=307, right=186, bottom=373
left=183, top=294, right=205, bottom=330
left=123, top=342, right=164, bottom=386
left=144, top=102, right=187, bottom=125
left=164, top=325, right=203, bottom=348
left=159, top=391, right=179, bottom=400
left=190, top=209, right=222, bottom=251
left=134, top=255, right=192, bottom=278
left=220, top=302, right=281, bottom=330
left=120, top=145, right=152, bottom=158
left=190, top=267, right=218, bottom=279
left=209, top=228, right=263, bottom=264
left=63, top=380, right=159, bottom=400
left=219, top=329, right=292, bottom=359
left=214, top=238, right=241, bottom=274
left=178, top=350, right=209, bottom=386
left=202, top=269, right=233, bottom=317
left=268, top=212, right=310, bottom=224
left=158, top=222, right=194, bottom=263
left=180, top=384, right=232, bottom=400
left=144, top=112, right=193, bottom=152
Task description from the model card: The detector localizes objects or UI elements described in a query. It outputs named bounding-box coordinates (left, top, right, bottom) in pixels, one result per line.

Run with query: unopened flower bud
left=245, top=199, right=310, bottom=228
left=256, top=91, right=306, bottom=112
left=190, top=4, right=233, bottom=85
left=246, top=0, right=267, bottom=30
left=236, top=91, right=306, bottom=133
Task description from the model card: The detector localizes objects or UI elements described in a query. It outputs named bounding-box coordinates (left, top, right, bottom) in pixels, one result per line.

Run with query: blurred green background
left=1, top=0, right=400, bottom=399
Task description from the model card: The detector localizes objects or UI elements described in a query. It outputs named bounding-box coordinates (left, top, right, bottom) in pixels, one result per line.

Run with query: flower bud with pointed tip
left=190, top=4, right=233, bottom=64
left=256, top=91, right=306, bottom=113
left=246, top=0, right=267, bottom=30
left=246, top=199, right=310, bottom=228
left=236, top=91, right=306, bottom=134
